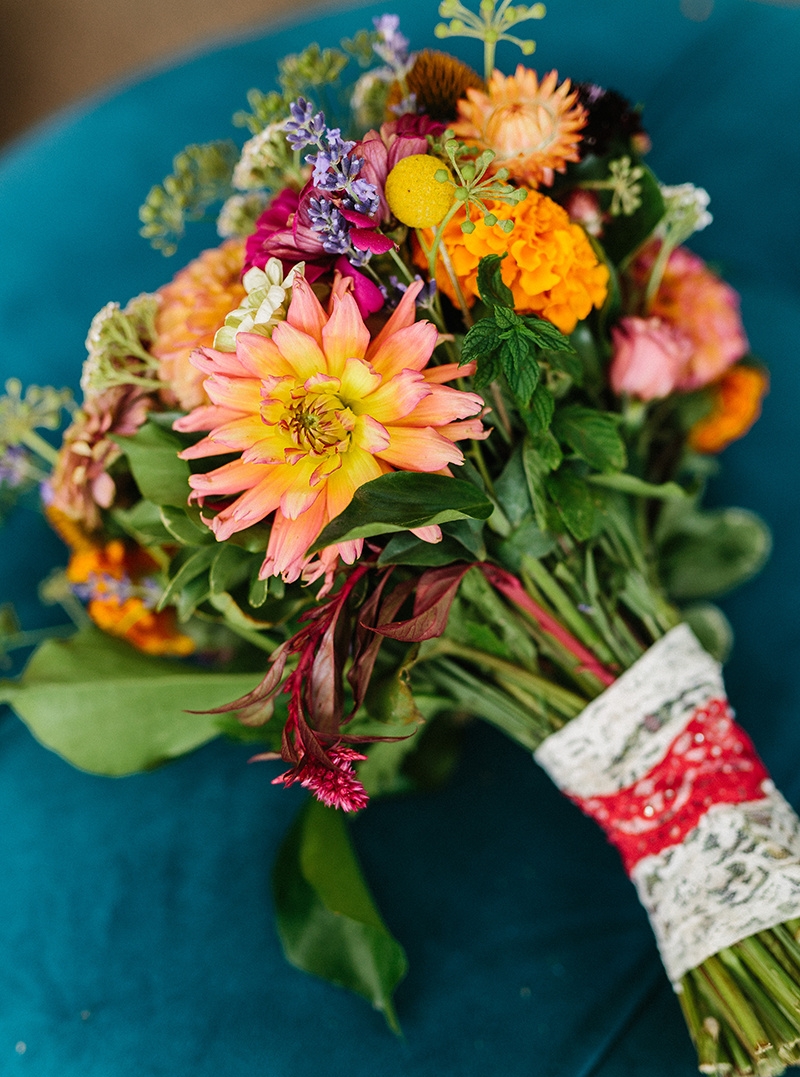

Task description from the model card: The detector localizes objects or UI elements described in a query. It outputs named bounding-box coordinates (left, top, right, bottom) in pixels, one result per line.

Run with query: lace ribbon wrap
left=534, top=624, right=800, bottom=985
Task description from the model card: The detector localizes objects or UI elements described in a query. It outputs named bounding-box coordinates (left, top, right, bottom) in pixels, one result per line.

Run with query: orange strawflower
left=67, top=540, right=195, bottom=657
left=689, top=365, right=768, bottom=454
left=152, top=239, right=247, bottom=411
left=423, top=193, right=609, bottom=334
left=452, top=66, right=586, bottom=188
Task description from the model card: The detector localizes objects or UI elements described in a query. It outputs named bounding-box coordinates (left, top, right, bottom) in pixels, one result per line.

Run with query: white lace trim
left=631, top=788, right=800, bottom=983
left=534, top=624, right=723, bottom=797
left=534, top=624, right=800, bottom=983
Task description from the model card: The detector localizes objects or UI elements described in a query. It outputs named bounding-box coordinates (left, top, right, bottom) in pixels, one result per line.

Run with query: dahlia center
left=275, top=383, right=356, bottom=463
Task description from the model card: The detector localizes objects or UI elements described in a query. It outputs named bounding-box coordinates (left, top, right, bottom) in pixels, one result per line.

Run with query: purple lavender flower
left=373, top=14, right=410, bottom=72
left=284, top=98, right=326, bottom=151
left=308, top=197, right=351, bottom=254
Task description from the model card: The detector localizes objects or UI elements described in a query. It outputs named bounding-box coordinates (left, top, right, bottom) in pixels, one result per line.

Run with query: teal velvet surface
left=1, top=2, right=799, bottom=1074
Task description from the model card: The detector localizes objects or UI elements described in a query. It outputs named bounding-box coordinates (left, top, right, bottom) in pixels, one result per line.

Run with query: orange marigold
left=689, top=365, right=768, bottom=454
left=424, top=193, right=609, bottom=334
left=452, top=66, right=586, bottom=188
left=152, top=238, right=247, bottom=411
left=67, top=540, right=195, bottom=657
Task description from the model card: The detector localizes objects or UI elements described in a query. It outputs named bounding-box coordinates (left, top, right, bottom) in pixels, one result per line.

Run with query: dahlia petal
left=409, top=524, right=442, bottom=543
left=279, top=458, right=323, bottom=519
left=210, top=466, right=297, bottom=540
left=339, top=356, right=382, bottom=403
left=204, top=374, right=263, bottom=412
left=423, top=360, right=477, bottom=384
left=436, top=416, right=492, bottom=442
left=174, top=405, right=240, bottom=434
left=285, top=275, right=327, bottom=347
left=231, top=334, right=294, bottom=378
left=367, top=321, right=439, bottom=380
left=188, top=346, right=251, bottom=378
left=326, top=445, right=385, bottom=522
left=188, top=459, right=266, bottom=498
left=334, top=538, right=363, bottom=566
left=365, top=279, right=425, bottom=359
left=357, top=368, right=431, bottom=423
left=353, top=414, right=391, bottom=454
left=261, top=497, right=328, bottom=582
left=397, top=384, right=484, bottom=426
left=321, top=293, right=370, bottom=379
left=179, top=433, right=243, bottom=460
left=271, top=321, right=328, bottom=381
left=377, top=426, right=465, bottom=471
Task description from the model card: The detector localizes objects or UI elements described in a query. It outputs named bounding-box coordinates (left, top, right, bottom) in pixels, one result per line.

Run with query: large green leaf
left=114, top=421, right=192, bottom=507
left=310, top=472, right=492, bottom=551
left=273, top=798, right=407, bottom=1032
left=659, top=507, right=771, bottom=600
left=0, top=628, right=260, bottom=775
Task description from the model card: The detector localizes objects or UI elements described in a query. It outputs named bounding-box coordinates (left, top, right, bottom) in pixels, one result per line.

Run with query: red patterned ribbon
left=571, top=698, right=770, bottom=874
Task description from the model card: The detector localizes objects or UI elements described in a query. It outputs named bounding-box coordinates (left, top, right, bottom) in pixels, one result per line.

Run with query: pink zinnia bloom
left=633, top=243, right=749, bottom=391
left=175, top=275, right=485, bottom=589
left=609, top=316, right=693, bottom=401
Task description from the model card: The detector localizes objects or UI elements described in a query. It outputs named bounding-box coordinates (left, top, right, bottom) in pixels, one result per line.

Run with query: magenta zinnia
left=175, top=276, right=485, bottom=587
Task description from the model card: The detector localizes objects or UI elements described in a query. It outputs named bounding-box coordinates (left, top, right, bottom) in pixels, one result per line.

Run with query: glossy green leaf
left=158, top=545, right=217, bottom=611
left=546, top=468, right=596, bottom=540
left=0, top=628, right=259, bottom=774
left=113, top=500, right=174, bottom=544
left=552, top=406, right=627, bottom=473
left=113, top=421, right=192, bottom=507
left=310, top=472, right=492, bottom=551
left=273, top=798, right=407, bottom=1032
left=522, top=384, right=556, bottom=436
left=160, top=504, right=214, bottom=546
left=476, top=253, right=514, bottom=309
left=209, top=544, right=254, bottom=595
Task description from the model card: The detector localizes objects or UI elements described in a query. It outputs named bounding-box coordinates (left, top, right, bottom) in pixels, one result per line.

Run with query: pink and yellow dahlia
left=175, top=275, right=485, bottom=588
left=452, top=66, right=586, bottom=188
left=152, top=238, right=247, bottom=411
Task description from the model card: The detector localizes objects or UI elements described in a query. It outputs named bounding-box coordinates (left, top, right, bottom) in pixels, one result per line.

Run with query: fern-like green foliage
left=139, top=140, right=240, bottom=256
left=233, top=88, right=288, bottom=136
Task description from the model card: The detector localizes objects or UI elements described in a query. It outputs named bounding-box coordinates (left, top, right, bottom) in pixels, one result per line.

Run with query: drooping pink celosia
left=633, top=242, right=749, bottom=390
left=609, top=316, right=693, bottom=401
left=175, top=275, right=485, bottom=589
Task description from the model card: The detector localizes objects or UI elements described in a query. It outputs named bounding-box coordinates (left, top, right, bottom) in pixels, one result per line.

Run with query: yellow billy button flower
left=385, top=154, right=456, bottom=228
left=175, top=275, right=486, bottom=591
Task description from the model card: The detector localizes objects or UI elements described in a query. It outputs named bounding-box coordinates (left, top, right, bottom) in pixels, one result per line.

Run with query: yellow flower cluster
left=426, top=192, right=609, bottom=334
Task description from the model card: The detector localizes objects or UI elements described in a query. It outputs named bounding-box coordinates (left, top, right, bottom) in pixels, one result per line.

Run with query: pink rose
left=631, top=243, right=749, bottom=390
left=610, top=316, right=693, bottom=400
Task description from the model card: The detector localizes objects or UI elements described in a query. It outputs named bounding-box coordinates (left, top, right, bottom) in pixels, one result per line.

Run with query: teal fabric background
left=1, top=2, right=799, bottom=1074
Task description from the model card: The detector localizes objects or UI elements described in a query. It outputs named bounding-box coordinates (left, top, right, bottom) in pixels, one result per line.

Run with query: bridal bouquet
left=2, top=2, right=794, bottom=1073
